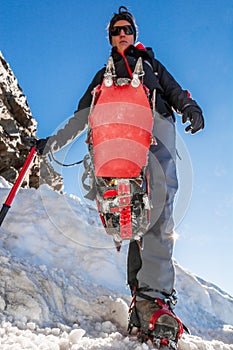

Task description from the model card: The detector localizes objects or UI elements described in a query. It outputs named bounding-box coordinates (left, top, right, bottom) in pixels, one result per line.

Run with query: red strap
left=129, top=292, right=137, bottom=313
left=119, top=42, right=147, bottom=77
left=117, top=50, right=133, bottom=78
left=103, top=189, right=118, bottom=198
left=148, top=299, right=184, bottom=339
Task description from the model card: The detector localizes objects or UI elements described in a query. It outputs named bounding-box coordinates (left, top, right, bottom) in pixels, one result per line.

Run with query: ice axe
left=0, top=146, right=37, bottom=227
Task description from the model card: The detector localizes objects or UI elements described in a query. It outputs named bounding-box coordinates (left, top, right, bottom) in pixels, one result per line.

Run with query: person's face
left=111, top=20, right=135, bottom=52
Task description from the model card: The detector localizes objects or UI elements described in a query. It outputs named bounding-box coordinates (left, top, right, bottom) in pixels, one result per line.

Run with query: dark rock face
left=0, top=52, right=63, bottom=191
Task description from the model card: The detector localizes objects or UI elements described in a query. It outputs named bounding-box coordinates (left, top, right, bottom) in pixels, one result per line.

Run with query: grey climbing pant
left=127, top=113, right=178, bottom=298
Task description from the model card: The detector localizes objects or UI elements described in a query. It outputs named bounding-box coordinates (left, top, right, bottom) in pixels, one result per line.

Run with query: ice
left=0, top=176, right=232, bottom=349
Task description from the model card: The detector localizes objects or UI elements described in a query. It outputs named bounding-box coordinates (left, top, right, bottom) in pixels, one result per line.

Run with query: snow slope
left=0, top=176, right=232, bottom=349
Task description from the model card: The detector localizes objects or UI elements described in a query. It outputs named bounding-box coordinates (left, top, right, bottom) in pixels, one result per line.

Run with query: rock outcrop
left=0, top=51, right=63, bottom=191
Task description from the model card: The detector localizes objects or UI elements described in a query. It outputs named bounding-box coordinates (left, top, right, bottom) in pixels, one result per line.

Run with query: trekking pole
left=0, top=146, right=37, bottom=227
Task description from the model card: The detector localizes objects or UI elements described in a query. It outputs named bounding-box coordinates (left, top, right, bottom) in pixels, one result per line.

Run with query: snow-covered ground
left=0, top=176, right=232, bottom=349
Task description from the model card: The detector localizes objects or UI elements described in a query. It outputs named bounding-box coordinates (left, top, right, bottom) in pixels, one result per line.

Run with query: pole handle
left=0, top=204, right=10, bottom=227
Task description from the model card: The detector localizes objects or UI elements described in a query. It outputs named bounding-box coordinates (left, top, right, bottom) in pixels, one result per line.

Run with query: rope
left=49, top=151, right=83, bottom=167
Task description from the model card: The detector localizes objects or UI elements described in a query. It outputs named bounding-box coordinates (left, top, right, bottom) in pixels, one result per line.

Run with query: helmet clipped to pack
left=108, top=6, right=138, bottom=44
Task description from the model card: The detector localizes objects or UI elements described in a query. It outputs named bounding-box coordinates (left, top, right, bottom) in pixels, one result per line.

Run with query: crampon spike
left=136, top=237, right=144, bottom=250
left=114, top=239, right=122, bottom=252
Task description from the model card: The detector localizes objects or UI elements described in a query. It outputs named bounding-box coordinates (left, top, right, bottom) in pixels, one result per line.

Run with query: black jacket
left=53, top=45, right=202, bottom=149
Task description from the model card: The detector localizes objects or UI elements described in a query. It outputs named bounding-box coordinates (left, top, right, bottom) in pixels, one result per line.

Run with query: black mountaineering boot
left=128, top=292, right=184, bottom=349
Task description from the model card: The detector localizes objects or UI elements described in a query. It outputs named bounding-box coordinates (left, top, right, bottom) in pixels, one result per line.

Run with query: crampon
left=128, top=295, right=186, bottom=349
left=86, top=56, right=154, bottom=250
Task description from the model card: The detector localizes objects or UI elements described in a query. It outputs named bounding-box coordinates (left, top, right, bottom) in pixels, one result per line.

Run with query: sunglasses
left=110, top=25, right=135, bottom=36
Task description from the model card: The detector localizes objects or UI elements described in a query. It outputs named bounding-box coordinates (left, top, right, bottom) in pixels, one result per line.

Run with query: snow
left=0, top=176, right=232, bottom=349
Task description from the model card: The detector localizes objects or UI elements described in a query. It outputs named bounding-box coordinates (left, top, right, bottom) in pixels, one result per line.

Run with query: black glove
left=35, top=137, right=53, bottom=155
left=182, top=106, right=204, bottom=134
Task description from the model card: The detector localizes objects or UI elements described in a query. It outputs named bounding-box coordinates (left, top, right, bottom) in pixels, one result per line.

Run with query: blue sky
left=1, top=0, right=233, bottom=296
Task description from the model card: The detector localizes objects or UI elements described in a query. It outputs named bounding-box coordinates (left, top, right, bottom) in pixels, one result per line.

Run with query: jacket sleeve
left=52, top=68, right=105, bottom=150
left=153, top=59, right=202, bottom=114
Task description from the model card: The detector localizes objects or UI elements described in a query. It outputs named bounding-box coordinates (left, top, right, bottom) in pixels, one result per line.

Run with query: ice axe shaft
left=0, top=146, right=37, bottom=227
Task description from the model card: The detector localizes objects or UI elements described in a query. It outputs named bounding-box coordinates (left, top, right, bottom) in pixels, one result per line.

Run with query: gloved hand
left=182, top=106, right=204, bottom=134
left=35, top=137, right=56, bottom=155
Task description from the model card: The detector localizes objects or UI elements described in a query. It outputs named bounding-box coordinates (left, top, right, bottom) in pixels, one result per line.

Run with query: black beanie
left=108, top=6, right=137, bottom=44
